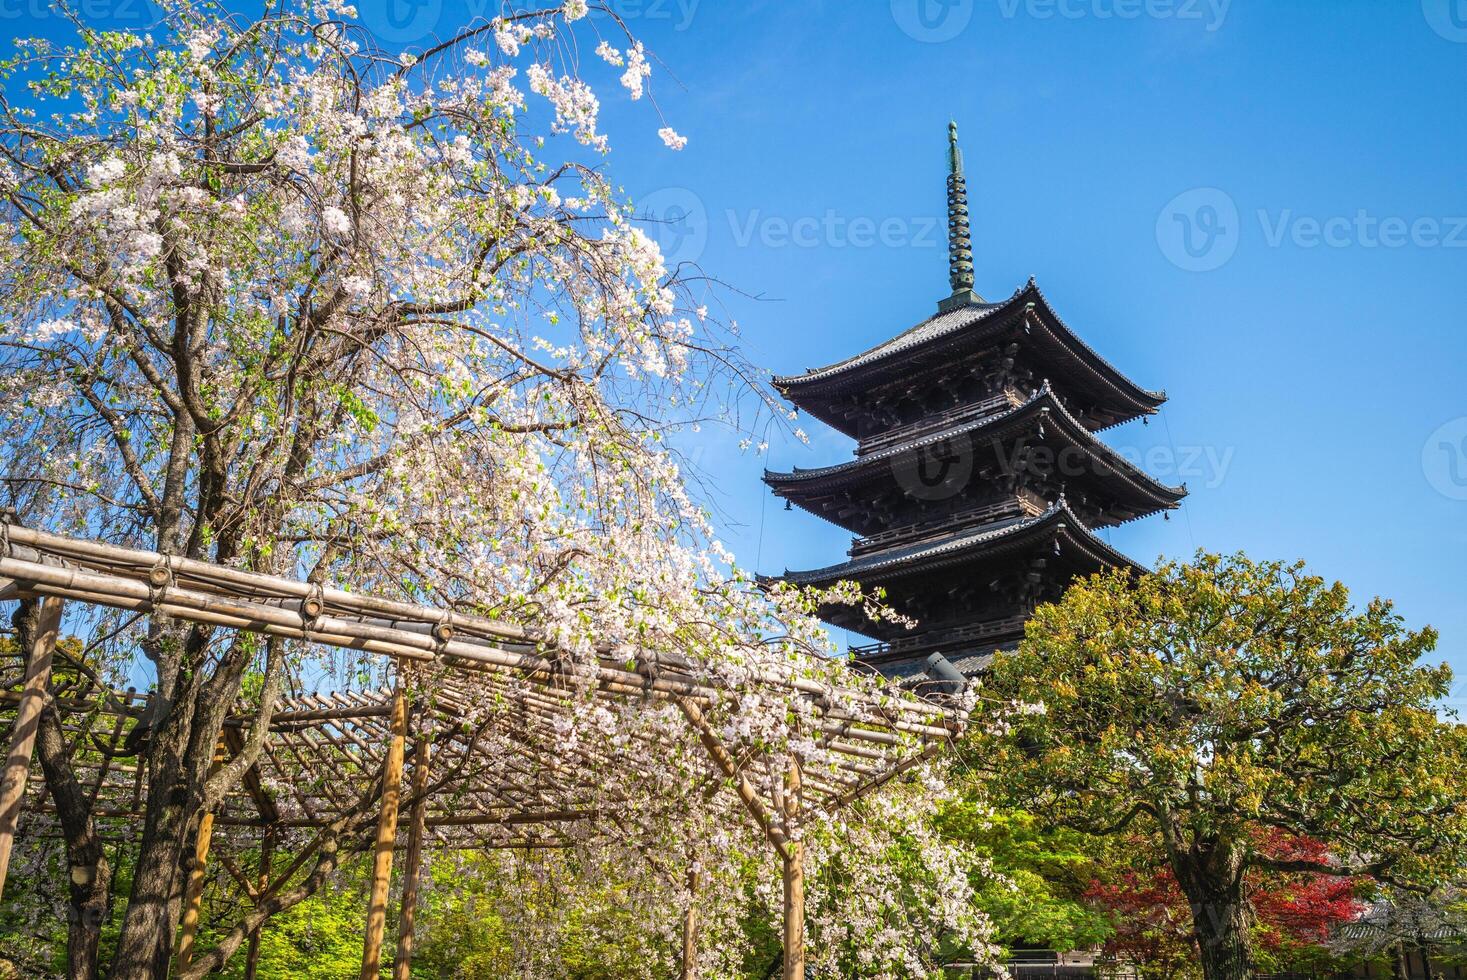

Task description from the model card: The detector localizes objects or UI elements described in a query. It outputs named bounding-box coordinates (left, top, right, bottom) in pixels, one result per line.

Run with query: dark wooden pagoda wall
left=833, top=344, right=1124, bottom=445
left=772, top=290, right=1176, bottom=678
left=816, top=551, right=1076, bottom=645
left=848, top=490, right=1046, bottom=556
left=784, top=428, right=1153, bottom=543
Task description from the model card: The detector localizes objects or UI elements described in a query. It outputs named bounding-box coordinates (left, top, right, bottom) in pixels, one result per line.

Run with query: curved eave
left=1024, top=278, right=1168, bottom=411
left=764, top=384, right=1187, bottom=507
left=773, top=280, right=1167, bottom=424
left=775, top=502, right=1143, bottom=587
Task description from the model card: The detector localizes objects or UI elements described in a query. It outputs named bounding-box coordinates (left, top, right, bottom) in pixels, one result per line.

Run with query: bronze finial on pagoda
left=939, top=121, right=985, bottom=313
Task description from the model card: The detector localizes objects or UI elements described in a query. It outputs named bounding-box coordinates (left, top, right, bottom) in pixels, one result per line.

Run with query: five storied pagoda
left=764, top=123, right=1185, bottom=684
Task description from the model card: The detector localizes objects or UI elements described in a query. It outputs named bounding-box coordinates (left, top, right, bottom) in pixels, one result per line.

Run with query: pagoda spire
left=939, top=121, right=984, bottom=313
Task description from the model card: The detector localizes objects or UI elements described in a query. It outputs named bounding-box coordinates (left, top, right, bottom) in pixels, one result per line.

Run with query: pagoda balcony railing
left=849, top=615, right=1030, bottom=660
left=850, top=496, right=1045, bottom=556
left=855, top=390, right=1024, bottom=457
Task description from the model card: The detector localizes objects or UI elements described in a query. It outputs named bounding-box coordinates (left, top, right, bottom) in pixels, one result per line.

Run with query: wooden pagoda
left=765, top=123, right=1185, bottom=685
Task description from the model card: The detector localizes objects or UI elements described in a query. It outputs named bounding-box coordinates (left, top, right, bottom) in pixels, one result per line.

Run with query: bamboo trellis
left=0, top=518, right=969, bottom=980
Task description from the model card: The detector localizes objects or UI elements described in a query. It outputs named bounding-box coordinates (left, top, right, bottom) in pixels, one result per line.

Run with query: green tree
left=213, top=864, right=373, bottom=980
left=972, top=553, right=1467, bottom=980
left=937, top=803, right=1113, bottom=955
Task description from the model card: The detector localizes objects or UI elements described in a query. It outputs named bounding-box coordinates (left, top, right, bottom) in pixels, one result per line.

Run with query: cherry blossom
left=0, top=1, right=996, bottom=974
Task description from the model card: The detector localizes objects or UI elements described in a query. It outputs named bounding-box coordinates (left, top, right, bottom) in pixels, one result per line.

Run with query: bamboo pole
left=1, top=552, right=962, bottom=747
left=782, top=757, right=805, bottom=980
left=0, top=524, right=964, bottom=727
left=831, top=739, right=945, bottom=809
left=177, top=738, right=228, bottom=972
left=175, top=810, right=216, bottom=970
left=360, top=685, right=407, bottom=980
left=681, top=863, right=700, bottom=980
left=677, top=699, right=789, bottom=861
left=205, top=810, right=593, bottom=830
left=392, top=734, right=431, bottom=980
left=244, top=828, right=272, bottom=980
left=7, top=523, right=898, bottom=708
left=0, top=526, right=971, bottom=881
left=0, top=595, right=61, bottom=903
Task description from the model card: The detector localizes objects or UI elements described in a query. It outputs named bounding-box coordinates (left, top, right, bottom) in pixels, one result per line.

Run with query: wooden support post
left=360, top=685, right=407, bottom=980
left=391, top=733, right=430, bottom=980
left=243, top=913, right=264, bottom=979
left=175, top=810, right=216, bottom=971
left=782, top=838, right=805, bottom=980
left=681, top=863, right=700, bottom=979
left=244, top=828, right=274, bottom=980
left=178, top=738, right=228, bottom=972
left=677, top=699, right=789, bottom=861
left=781, top=756, right=805, bottom=980
left=0, top=595, right=61, bottom=903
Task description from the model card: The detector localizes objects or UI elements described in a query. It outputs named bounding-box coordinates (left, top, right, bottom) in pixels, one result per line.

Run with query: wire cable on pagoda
left=1158, top=404, right=1198, bottom=551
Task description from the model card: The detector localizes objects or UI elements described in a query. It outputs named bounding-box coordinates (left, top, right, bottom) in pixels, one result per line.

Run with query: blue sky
left=11, top=1, right=1466, bottom=700
left=595, top=0, right=1467, bottom=694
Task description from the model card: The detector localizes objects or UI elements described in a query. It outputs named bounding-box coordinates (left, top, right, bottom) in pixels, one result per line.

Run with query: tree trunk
left=1169, top=843, right=1252, bottom=980
left=1393, top=942, right=1411, bottom=980
left=244, top=829, right=274, bottom=980
left=1417, top=941, right=1436, bottom=980
left=1192, top=899, right=1251, bottom=980
left=36, top=703, right=112, bottom=980
left=110, top=721, right=194, bottom=979
left=14, top=598, right=112, bottom=980
left=111, top=623, right=271, bottom=978
left=110, top=626, right=213, bottom=980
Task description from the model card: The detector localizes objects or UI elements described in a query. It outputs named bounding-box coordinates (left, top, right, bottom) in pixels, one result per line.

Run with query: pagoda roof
left=775, top=500, right=1142, bottom=588
left=773, top=279, right=1166, bottom=433
left=850, top=642, right=1010, bottom=684
left=764, top=384, right=1186, bottom=521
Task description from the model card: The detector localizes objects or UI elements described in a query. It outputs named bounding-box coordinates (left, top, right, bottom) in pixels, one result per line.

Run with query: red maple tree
left=1084, top=832, right=1365, bottom=977
left=1249, top=832, right=1364, bottom=950
left=1084, top=867, right=1197, bottom=980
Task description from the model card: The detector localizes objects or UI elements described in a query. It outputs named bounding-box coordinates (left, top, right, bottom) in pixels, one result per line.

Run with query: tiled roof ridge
left=777, top=498, right=1137, bottom=584
left=773, top=279, right=1166, bottom=408
left=763, top=381, right=1187, bottom=501
left=1025, top=278, right=1168, bottom=405
left=772, top=284, right=1019, bottom=387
